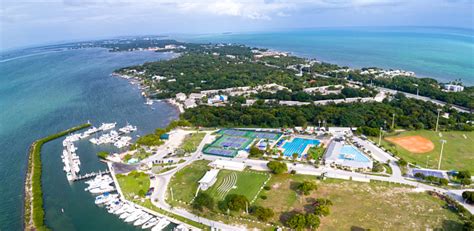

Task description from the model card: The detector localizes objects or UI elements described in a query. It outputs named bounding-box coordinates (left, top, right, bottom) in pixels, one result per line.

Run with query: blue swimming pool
left=282, top=138, right=320, bottom=157
left=338, top=145, right=370, bottom=162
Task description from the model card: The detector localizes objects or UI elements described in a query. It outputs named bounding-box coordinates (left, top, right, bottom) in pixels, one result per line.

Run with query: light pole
left=435, top=109, right=442, bottom=132
left=413, top=83, right=419, bottom=96
left=438, top=140, right=447, bottom=170
left=378, top=127, right=383, bottom=146
left=391, top=113, right=396, bottom=130
left=426, top=155, right=430, bottom=168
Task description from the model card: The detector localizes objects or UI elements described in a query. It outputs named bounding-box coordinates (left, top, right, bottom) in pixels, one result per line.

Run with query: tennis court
left=205, top=129, right=282, bottom=157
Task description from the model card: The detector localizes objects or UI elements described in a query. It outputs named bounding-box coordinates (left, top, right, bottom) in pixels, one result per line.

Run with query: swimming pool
left=282, top=138, right=320, bottom=157
left=338, top=145, right=370, bottom=162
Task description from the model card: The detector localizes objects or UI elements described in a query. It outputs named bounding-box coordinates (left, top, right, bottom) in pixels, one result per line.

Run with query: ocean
left=179, top=27, right=474, bottom=85
left=1, top=26, right=473, bottom=230
left=0, top=48, right=179, bottom=230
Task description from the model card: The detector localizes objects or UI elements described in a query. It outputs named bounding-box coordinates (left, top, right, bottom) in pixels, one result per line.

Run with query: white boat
left=119, top=211, right=132, bottom=220
left=66, top=172, right=73, bottom=181
left=99, top=122, right=117, bottom=131
left=152, top=218, right=171, bottom=231
left=119, top=124, right=137, bottom=134
left=95, top=193, right=117, bottom=205
left=142, top=217, right=159, bottom=229
left=125, top=210, right=145, bottom=223
left=145, top=99, right=153, bottom=105
left=107, top=202, right=122, bottom=214
left=89, top=184, right=115, bottom=194
left=114, top=204, right=132, bottom=215
left=133, top=213, right=152, bottom=226
left=173, top=224, right=189, bottom=231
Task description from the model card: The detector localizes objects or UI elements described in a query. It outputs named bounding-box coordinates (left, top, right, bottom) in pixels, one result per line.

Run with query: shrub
left=267, top=161, right=287, bottom=174
left=260, top=195, right=267, bottom=200
left=192, top=192, right=215, bottom=211
left=263, top=185, right=271, bottom=191
left=250, top=206, right=274, bottom=221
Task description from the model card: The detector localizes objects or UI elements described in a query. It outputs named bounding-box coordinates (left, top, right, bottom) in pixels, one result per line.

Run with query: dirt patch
left=385, top=135, right=434, bottom=154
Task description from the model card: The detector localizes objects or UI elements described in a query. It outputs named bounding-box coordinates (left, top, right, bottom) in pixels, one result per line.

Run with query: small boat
left=114, top=204, right=131, bottom=215
left=119, top=211, right=131, bottom=220
left=125, top=210, right=145, bottom=223
left=133, top=213, right=152, bottom=226
left=152, top=218, right=171, bottom=231
left=173, top=224, right=189, bottom=231
left=142, top=217, right=159, bottom=229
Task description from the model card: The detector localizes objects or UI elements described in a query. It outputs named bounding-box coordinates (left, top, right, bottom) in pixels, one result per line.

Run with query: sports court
left=204, top=129, right=282, bottom=157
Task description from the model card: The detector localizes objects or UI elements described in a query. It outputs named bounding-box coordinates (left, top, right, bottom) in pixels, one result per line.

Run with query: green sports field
left=375, top=130, right=474, bottom=172
left=206, top=170, right=270, bottom=202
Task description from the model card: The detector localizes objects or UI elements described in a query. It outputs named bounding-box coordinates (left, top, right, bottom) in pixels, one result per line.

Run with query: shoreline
left=23, top=123, right=91, bottom=231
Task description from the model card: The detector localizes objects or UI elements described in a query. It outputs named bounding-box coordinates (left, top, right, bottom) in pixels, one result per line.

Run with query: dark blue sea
left=0, top=48, right=179, bottom=230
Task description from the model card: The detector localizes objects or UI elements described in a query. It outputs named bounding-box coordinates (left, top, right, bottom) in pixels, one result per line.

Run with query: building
left=323, top=140, right=373, bottom=170
left=444, top=84, right=464, bottom=92
left=183, top=98, right=197, bottom=109
left=207, top=95, right=228, bottom=104
left=189, top=93, right=205, bottom=99
left=175, top=92, right=187, bottom=101
left=209, top=159, right=245, bottom=171
left=198, top=169, right=220, bottom=190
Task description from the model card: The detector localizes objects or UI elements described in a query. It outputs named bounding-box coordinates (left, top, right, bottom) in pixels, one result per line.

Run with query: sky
left=1, top=0, right=473, bottom=50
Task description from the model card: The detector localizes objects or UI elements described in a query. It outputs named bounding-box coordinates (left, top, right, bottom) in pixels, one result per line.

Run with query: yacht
left=119, top=211, right=132, bottom=220
left=114, top=204, right=132, bottom=215
left=133, top=213, right=152, bottom=226
left=152, top=218, right=171, bottom=231
left=125, top=210, right=145, bottom=223
left=99, top=122, right=117, bottom=131
left=173, top=224, right=189, bottom=231
left=89, top=184, right=115, bottom=194
left=142, top=217, right=159, bottom=229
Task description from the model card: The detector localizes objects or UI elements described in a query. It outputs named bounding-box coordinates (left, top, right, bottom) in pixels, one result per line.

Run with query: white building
left=198, top=169, right=220, bottom=190
left=175, top=92, right=187, bottom=101
left=323, top=140, right=373, bottom=170
left=189, top=93, right=205, bottom=99
left=207, top=95, right=228, bottom=104
left=183, top=98, right=197, bottom=109
left=444, top=84, right=464, bottom=92
left=209, top=159, right=245, bottom=171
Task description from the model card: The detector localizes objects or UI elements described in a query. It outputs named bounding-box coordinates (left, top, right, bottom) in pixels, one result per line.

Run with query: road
left=149, top=133, right=246, bottom=231
left=148, top=131, right=474, bottom=230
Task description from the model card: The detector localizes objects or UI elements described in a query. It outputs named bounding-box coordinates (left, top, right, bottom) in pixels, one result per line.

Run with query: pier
left=73, top=169, right=111, bottom=181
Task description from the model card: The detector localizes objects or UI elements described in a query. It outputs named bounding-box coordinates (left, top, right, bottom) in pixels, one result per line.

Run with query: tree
left=461, top=178, right=472, bottom=186
left=414, top=172, right=425, bottom=179
left=305, top=213, right=321, bottom=229
left=462, top=191, right=474, bottom=204
left=219, top=194, right=249, bottom=212
left=313, top=198, right=333, bottom=217
left=286, top=213, right=306, bottom=230
left=292, top=152, right=299, bottom=160
left=250, top=206, right=274, bottom=222
left=297, top=181, right=318, bottom=195
left=249, top=146, right=264, bottom=158
left=458, top=170, right=471, bottom=180
left=267, top=161, right=288, bottom=174
left=192, top=192, right=215, bottom=211
left=96, top=151, right=108, bottom=160
left=439, top=178, right=449, bottom=186
left=397, top=159, right=408, bottom=167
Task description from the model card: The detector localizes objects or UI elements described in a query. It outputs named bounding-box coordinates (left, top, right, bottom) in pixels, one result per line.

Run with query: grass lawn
left=206, top=170, right=270, bottom=202
left=168, top=160, right=211, bottom=203
left=373, top=130, right=474, bottom=172
left=255, top=174, right=463, bottom=230
left=180, top=132, right=206, bottom=153
left=116, top=171, right=150, bottom=199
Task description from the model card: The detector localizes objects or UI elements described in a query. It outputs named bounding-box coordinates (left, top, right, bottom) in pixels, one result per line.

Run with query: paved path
left=148, top=131, right=474, bottom=229
left=149, top=133, right=246, bottom=231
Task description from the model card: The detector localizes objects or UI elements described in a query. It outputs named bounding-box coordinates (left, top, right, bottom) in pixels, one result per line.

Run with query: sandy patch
left=385, top=135, right=434, bottom=154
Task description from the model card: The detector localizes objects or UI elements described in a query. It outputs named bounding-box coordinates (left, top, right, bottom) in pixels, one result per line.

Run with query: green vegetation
left=207, top=170, right=270, bottom=201
left=296, top=180, right=318, bottom=195
left=96, top=151, right=109, bottom=160
left=307, top=146, right=325, bottom=161
left=182, top=94, right=472, bottom=131
left=168, top=160, right=210, bottom=203
left=378, top=130, right=474, bottom=172
left=218, top=194, right=249, bottom=212
left=180, top=132, right=206, bottom=153
left=267, top=161, right=288, bottom=174
left=192, top=192, right=215, bottom=211
left=24, top=123, right=91, bottom=231
left=116, top=171, right=150, bottom=199
left=249, top=206, right=274, bottom=222
left=133, top=119, right=191, bottom=147
left=462, top=191, right=474, bottom=204
left=254, top=174, right=464, bottom=230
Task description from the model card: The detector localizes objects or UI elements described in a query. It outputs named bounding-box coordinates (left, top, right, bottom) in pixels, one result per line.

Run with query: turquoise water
left=338, top=145, right=370, bottom=163
left=282, top=138, right=320, bottom=157
left=181, top=27, right=474, bottom=85
left=0, top=48, right=179, bottom=230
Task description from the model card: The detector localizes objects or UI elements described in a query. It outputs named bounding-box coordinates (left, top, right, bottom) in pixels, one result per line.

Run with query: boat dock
left=73, top=170, right=111, bottom=181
